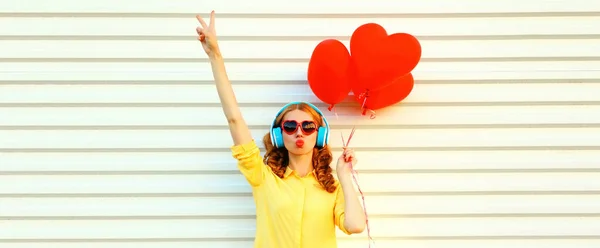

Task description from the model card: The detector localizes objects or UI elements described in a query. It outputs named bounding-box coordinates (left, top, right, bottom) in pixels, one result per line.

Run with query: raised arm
left=196, top=11, right=253, bottom=146
left=196, top=11, right=264, bottom=187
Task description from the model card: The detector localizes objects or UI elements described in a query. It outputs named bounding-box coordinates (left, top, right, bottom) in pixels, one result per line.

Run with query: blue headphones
left=270, top=101, right=330, bottom=148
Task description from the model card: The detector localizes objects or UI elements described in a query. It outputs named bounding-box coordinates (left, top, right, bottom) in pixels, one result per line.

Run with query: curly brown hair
left=261, top=102, right=337, bottom=193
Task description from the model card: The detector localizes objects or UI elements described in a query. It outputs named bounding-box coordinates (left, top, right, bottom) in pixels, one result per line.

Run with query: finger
left=209, top=10, right=216, bottom=28
left=345, top=151, right=354, bottom=158
left=196, top=14, right=208, bottom=29
left=196, top=27, right=206, bottom=41
left=344, top=154, right=352, bottom=163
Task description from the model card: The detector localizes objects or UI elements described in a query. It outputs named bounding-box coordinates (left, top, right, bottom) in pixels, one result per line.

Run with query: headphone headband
left=270, top=101, right=329, bottom=128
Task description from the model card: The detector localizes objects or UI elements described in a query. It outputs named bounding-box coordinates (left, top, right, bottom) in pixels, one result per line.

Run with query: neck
left=288, top=150, right=314, bottom=177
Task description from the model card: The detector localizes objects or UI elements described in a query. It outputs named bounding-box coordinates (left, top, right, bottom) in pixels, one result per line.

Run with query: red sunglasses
left=281, top=120, right=318, bottom=135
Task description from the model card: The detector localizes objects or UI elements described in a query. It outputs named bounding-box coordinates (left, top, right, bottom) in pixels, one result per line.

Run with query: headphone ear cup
left=271, top=127, right=284, bottom=148
left=316, top=126, right=328, bottom=147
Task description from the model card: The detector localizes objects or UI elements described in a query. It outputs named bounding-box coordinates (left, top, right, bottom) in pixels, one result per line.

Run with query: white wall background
left=1, top=0, right=600, bottom=247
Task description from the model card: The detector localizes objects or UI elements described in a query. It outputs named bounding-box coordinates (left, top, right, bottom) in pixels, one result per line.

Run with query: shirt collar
left=284, top=167, right=316, bottom=179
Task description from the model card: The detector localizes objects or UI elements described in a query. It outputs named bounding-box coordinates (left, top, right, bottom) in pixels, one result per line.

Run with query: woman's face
left=280, top=109, right=319, bottom=155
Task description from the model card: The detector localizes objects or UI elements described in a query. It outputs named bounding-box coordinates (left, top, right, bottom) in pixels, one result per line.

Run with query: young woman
left=196, top=11, right=367, bottom=248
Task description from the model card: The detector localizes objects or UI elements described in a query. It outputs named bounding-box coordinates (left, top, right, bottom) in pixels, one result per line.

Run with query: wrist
left=208, top=50, right=223, bottom=61
left=337, top=171, right=355, bottom=191
left=336, top=169, right=352, bottom=180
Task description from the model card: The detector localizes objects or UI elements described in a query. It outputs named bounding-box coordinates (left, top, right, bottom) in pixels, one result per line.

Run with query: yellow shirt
left=231, top=140, right=351, bottom=248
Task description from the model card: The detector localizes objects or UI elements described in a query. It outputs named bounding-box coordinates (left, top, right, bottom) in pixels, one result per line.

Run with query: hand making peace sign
left=196, top=11, right=220, bottom=56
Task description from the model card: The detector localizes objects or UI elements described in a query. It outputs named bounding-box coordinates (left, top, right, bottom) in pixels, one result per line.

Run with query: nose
left=295, top=126, right=303, bottom=136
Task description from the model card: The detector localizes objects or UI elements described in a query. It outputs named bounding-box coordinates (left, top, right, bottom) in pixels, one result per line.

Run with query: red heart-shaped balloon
left=349, top=23, right=421, bottom=96
left=307, top=39, right=352, bottom=108
left=354, top=73, right=414, bottom=112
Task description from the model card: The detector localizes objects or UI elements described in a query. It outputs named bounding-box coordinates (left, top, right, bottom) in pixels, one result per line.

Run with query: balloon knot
left=369, top=110, right=376, bottom=119
left=361, top=108, right=376, bottom=119
left=327, top=104, right=335, bottom=111
left=357, top=90, right=370, bottom=101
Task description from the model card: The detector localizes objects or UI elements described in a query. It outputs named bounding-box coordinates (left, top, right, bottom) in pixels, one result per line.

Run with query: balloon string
left=341, top=127, right=374, bottom=248
left=358, top=91, right=377, bottom=120
left=329, top=105, right=340, bottom=120
left=330, top=106, right=374, bottom=247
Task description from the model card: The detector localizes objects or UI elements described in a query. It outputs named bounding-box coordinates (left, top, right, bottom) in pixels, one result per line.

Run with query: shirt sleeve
left=334, top=182, right=352, bottom=235
left=230, top=140, right=265, bottom=187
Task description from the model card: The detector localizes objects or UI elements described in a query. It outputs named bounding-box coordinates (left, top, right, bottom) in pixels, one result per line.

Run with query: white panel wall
left=2, top=0, right=600, bottom=247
